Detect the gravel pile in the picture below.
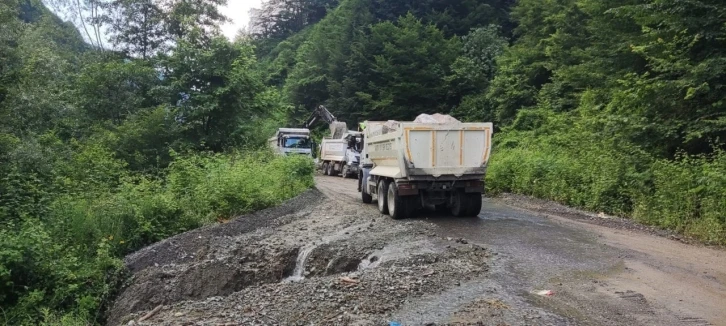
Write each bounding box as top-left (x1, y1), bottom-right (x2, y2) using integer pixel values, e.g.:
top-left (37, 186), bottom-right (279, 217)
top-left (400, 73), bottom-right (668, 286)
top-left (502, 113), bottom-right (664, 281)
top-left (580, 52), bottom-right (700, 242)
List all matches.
top-left (110, 187), bottom-right (492, 326)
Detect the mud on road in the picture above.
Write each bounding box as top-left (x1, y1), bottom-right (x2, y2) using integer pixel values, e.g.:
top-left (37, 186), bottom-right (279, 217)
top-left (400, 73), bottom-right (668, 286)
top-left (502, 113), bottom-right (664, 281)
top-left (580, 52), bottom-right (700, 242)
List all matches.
top-left (110, 176), bottom-right (726, 326)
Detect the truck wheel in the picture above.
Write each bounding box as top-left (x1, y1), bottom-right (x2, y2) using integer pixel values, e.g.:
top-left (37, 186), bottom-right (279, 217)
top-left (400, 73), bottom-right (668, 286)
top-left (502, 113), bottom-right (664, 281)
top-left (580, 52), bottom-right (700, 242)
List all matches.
top-left (387, 183), bottom-right (410, 220)
top-left (361, 173), bottom-right (373, 204)
top-left (330, 163), bottom-right (338, 176)
top-left (450, 191), bottom-right (469, 217)
top-left (377, 180), bottom-right (389, 214)
top-left (341, 165), bottom-right (348, 178)
top-left (322, 163), bottom-right (329, 176)
top-left (464, 193), bottom-right (482, 217)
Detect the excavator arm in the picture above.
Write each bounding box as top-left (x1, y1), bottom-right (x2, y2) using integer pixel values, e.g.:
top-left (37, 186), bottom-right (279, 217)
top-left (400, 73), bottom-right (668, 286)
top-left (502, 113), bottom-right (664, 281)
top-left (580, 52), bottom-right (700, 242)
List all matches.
top-left (304, 105), bottom-right (348, 139)
top-left (304, 105), bottom-right (337, 128)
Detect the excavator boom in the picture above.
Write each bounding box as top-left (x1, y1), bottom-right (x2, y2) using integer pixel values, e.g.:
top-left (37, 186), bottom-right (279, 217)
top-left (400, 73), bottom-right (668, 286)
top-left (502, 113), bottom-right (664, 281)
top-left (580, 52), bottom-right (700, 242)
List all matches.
top-left (304, 105), bottom-right (348, 139)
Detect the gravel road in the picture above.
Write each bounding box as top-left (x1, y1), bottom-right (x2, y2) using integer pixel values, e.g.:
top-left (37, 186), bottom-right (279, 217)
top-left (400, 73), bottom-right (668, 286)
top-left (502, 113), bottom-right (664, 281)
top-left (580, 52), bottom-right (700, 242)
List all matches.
top-left (110, 175), bottom-right (726, 326)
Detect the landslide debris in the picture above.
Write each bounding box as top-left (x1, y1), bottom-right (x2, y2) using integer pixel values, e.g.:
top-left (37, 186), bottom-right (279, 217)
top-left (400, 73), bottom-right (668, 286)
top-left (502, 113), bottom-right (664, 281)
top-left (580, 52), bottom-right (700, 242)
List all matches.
top-left (108, 185), bottom-right (493, 326)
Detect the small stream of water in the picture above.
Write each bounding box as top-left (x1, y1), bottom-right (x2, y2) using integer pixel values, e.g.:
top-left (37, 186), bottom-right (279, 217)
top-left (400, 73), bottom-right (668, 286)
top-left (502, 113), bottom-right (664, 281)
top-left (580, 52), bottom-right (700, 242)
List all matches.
top-left (283, 223), bottom-right (368, 282)
top-left (284, 245), bottom-right (316, 282)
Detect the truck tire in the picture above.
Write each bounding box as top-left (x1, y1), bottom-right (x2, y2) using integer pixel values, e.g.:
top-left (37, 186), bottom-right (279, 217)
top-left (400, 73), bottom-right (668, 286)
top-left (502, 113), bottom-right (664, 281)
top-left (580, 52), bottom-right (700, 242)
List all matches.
top-left (464, 193), bottom-right (482, 217)
top-left (330, 163), bottom-right (338, 176)
top-left (387, 183), bottom-right (411, 220)
top-left (377, 180), bottom-right (389, 214)
top-left (341, 165), bottom-right (348, 178)
top-left (360, 176), bottom-right (373, 204)
top-left (450, 191), bottom-right (469, 217)
top-left (322, 162), bottom-right (329, 175)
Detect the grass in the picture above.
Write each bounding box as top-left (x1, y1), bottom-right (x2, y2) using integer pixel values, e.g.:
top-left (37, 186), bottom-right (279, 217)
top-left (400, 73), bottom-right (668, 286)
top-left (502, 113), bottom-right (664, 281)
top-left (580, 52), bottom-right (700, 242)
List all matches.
top-left (0, 150), bottom-right (315, 325)
top-left (486, 136), bottom-right (726, 245)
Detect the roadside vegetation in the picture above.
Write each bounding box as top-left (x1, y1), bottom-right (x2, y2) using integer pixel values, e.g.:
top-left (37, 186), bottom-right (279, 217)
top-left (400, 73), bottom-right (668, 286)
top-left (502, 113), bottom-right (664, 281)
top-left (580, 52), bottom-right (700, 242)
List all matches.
top-left (249, 0), bottom-right (725, 245)
top-left (0, 0), bottom-right (313, 324)
top-left (1, 0), bottom-right (724, 324)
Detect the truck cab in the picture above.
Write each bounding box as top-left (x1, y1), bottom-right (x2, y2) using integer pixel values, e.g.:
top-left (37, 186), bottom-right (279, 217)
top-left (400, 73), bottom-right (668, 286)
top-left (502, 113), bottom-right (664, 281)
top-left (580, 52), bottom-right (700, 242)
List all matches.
top-left (268, 128), bottom-right (314, 157)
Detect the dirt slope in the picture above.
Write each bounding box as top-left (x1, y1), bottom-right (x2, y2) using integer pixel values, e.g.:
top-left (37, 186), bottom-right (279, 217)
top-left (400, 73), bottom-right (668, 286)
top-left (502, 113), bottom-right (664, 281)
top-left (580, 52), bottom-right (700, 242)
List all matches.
top-left (109, 176), bottom-right (726, 326)
top-left (109, 177), bottom-right (495, 325)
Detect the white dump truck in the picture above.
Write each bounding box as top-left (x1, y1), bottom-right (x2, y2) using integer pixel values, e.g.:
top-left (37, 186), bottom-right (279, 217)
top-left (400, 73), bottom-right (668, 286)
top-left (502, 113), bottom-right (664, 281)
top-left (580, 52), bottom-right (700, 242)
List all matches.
top-left (268, 128), bottom-right (314, 157)
top-left (319, 132), bottom-right (362, 177)
top-left (358, 117), bottom-right (493, 219)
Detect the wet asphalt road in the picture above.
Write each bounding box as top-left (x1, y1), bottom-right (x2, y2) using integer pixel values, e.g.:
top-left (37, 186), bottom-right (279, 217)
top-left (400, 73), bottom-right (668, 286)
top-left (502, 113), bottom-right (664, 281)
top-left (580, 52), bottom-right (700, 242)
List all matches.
top-left (318, 176), bottom-right (726, 326)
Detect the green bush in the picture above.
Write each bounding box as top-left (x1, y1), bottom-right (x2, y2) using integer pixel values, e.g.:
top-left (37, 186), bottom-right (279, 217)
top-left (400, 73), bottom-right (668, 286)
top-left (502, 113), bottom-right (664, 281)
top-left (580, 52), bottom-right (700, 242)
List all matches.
top-left (0, 149), bottom-right (315, 324)
top-left (633, 151), bottom-right (726, 243)
top-left (167, 151), bottom-right (315, 222)
top-left (0, 220), bottom-right (122, 325)
top-left (487, 130), bottom-right (726, 245)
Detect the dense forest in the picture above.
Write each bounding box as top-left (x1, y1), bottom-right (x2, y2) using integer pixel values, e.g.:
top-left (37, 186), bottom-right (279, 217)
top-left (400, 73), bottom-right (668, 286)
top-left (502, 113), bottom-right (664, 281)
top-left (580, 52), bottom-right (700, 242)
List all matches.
top-left (0, 0), bottom-right (314, 324)
top-left (0, 0), bottom-right (724, 324)
top-left (252, 0), bottom-right (724, 244)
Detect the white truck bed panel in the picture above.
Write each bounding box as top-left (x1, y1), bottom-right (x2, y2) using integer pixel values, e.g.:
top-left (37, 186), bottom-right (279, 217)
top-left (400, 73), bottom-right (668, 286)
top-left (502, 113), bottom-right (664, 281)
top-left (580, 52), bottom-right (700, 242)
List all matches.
top-left (365, 122), bottom-right (492, 179)
top-left (320, 139), bottom-right (346, 162)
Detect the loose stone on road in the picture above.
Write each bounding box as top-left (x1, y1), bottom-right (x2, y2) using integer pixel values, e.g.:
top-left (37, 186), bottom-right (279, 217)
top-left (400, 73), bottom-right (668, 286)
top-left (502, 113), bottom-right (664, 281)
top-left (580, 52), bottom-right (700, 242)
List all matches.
top-left (110, 175), bottom-right (726, 326)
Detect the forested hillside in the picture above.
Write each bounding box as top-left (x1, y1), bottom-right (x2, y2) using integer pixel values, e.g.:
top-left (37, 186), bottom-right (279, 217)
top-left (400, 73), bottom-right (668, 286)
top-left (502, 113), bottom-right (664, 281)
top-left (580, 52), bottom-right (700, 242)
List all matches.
top-left (1, 0), bottom-right (724, 324)
top-left (251, 0), bottom-right (725, 244)
top-left (0, 0), bottom-right (313, 324)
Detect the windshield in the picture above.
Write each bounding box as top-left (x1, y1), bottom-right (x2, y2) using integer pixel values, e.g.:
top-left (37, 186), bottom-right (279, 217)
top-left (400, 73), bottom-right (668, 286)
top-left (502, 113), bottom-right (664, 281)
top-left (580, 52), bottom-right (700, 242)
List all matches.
top-left (284, 137), bottom-right (311, 149)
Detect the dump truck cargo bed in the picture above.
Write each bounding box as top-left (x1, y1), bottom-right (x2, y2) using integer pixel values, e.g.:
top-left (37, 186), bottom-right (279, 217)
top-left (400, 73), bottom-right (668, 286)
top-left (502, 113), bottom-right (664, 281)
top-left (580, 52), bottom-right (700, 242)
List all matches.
top-left (359, 119), bottom-right (494, 219)
top-left (364, 122), bottom-right (493, 179)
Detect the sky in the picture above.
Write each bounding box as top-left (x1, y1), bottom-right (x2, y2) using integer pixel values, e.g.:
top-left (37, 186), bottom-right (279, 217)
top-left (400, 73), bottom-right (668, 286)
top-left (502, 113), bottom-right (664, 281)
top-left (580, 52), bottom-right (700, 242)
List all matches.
top-left (220, 0), bottom-right (263, 39)
top-left (46, 0), bottom-right (262, 43)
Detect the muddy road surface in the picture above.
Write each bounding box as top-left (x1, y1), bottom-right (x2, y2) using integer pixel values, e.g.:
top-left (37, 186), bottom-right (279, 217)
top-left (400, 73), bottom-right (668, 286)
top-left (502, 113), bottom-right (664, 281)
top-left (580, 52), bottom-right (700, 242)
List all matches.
top-left (111, 176), bottom-right (726, 326)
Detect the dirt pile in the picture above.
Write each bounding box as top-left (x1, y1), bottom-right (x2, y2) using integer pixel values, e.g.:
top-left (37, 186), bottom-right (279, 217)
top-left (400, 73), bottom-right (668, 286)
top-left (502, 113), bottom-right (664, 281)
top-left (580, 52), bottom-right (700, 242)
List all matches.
top-left (107, 190), bottom-right (324, 325)
top-left (120, 241), bottom-right (489, 326)
top-left (109, 182), bottom-right (492, 326)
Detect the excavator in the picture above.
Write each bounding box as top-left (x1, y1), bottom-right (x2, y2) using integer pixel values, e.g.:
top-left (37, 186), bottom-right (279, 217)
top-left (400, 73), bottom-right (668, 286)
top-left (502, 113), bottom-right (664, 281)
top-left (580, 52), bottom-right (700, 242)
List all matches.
top-left (268, 105), bottom-right (350, 158)
top-left (303, 105), bottom-right (362, 177)
top-left (303, 105), bottom-right (349, 139)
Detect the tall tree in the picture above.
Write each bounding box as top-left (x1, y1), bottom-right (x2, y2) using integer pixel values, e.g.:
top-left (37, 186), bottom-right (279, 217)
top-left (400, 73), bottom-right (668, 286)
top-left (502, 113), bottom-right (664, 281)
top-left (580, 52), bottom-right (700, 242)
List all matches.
top-left (448, 25), bottom-right (508, 121)
top-left (164, 0), bottom-right (228, 45)
top-left (0, 0), bottom-right (23, 110)
top-left (249, 0), bottom-right (339, 40)
top-left (105, 0), bottom-right (167, 58)
top-left (356, 13), bottom-right (460, 120)
top-left (75, 59), bottom-right (160, 124)
top-left (166, 37), bottom-right (269, 150)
